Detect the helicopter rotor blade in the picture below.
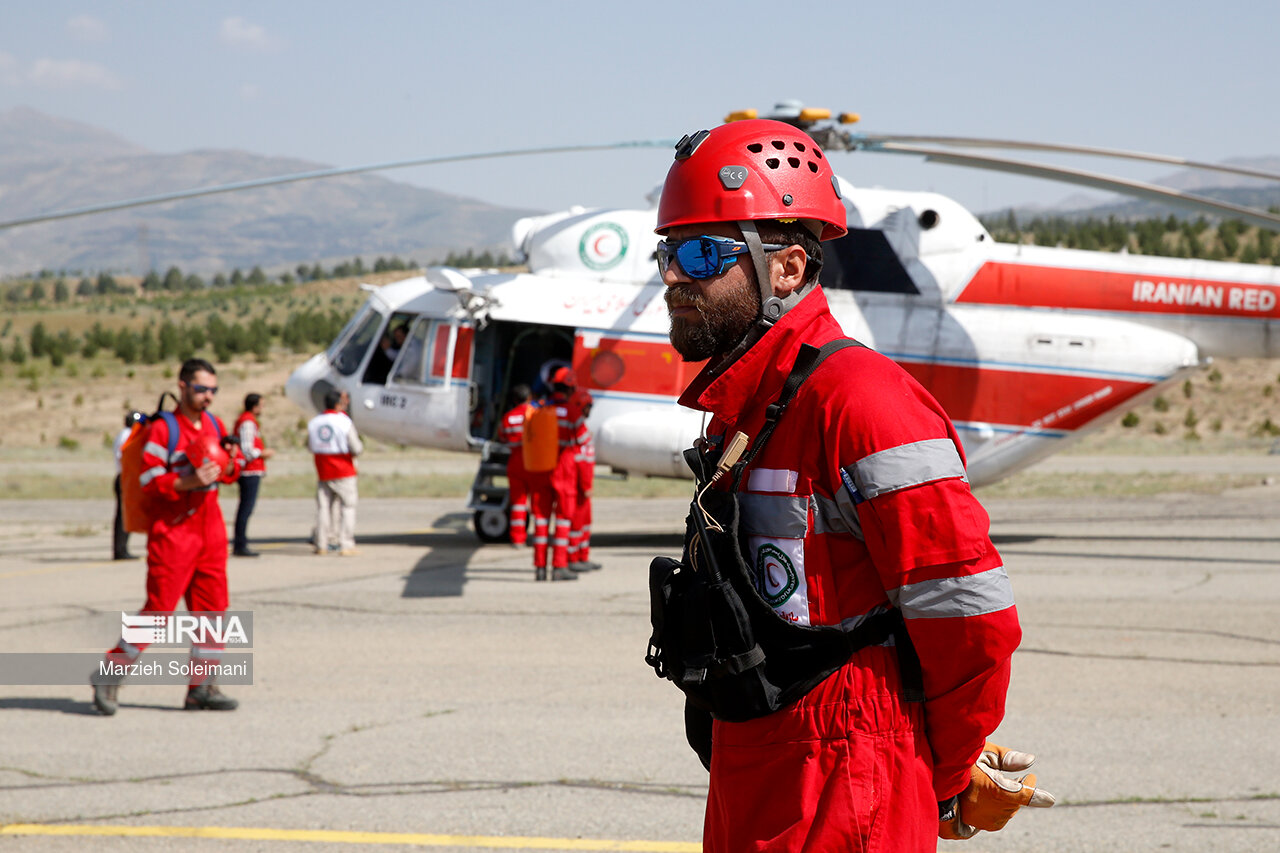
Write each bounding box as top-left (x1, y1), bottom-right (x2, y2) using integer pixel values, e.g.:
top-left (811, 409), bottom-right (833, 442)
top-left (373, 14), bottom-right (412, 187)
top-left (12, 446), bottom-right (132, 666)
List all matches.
top-left (866, 142), bottom-right (1280, 231)
top-left (0, 139), bottom-right (678, 231)
top-left (856, 134), bottom-right (1280, 185)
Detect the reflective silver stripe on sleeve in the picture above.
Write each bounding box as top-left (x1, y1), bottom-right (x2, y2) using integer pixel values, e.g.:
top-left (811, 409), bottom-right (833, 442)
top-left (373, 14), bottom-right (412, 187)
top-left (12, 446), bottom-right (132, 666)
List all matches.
top-left (890, 566), bottom-right (1014, 619)
top-left (738, 493), bottom-right (808, 539)
top-left (851, 438), bottom-right (967, 500)
top-left (138, 465), bottom-right (167, 486)
top-left (143, 441), bottom-right (170, 462)
top-left (811, 493), bottom-right (863, 541)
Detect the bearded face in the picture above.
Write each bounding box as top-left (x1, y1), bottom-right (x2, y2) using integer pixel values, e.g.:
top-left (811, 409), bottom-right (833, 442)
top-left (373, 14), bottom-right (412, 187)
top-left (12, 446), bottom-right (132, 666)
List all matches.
top-left (664, 280), bottom-right (760, 362)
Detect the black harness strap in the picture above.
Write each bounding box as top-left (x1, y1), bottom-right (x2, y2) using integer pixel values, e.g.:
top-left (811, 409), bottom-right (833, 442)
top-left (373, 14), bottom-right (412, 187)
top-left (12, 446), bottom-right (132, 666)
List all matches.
top-left (729, 338), bottom-right (862, 491)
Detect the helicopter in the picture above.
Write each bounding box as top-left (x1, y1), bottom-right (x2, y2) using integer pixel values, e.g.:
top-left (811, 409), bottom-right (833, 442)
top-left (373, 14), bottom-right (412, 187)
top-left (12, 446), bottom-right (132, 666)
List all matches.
top-left (6, 103), bottom-right (1279, 542)
top-left (274, 104), bottom-right (1280, 542)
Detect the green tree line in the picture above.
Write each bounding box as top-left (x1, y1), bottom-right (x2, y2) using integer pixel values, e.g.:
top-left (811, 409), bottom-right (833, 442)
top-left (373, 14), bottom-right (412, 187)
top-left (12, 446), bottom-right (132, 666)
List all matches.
top-left (6, 308), bottom-right (348, 368)
top-left (981, 212), bottom-right (1280, 264)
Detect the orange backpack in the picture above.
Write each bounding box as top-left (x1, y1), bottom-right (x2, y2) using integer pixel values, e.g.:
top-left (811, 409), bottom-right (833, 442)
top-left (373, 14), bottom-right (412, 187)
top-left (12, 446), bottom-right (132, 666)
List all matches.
top-left (120, 393), bottom-right (223, 533)
top-left (521, 401), bottom-right (560, 473)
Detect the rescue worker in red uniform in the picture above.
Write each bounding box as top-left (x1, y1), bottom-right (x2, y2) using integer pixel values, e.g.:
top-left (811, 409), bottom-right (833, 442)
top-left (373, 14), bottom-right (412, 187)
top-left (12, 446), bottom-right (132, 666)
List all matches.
top-left (654, 120), bottom-right (1054, 849)
top-left (498, 384), bottom-right (533, 546)
top-left (93, 358), bottom-right (241, 715)
top-left (525, 364), bottom-right (589, 581)
top-left (566, 388), bottom-right (600, 572)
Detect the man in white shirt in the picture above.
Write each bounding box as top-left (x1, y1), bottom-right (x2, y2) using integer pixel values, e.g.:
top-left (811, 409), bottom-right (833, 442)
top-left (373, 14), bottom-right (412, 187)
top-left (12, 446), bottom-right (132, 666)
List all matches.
top-left (307, 389), bottom-right (363, 555)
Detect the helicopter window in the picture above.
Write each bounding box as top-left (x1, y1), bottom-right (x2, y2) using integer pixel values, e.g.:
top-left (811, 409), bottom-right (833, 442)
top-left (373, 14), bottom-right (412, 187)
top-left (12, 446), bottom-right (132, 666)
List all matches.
top-left (428, 322), bottom-right (473, 382)
top-left (363, 312), bottom-right (416, 385)
top-left (820, 228), bottom-right (920, 294)
top-left (332, 308), bottom-right (383, 376)
top-left (390, 317), bottom-right (431, 384)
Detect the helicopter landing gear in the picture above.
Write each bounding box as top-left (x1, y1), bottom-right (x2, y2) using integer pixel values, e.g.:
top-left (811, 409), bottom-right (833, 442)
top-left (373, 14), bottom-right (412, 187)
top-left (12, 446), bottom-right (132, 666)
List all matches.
top-left (473, 507), bottom-right (510, 543)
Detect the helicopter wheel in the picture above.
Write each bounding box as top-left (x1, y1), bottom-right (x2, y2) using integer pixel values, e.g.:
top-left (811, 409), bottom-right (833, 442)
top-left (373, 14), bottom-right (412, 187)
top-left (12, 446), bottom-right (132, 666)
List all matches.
top-left (473, 508), bottom-right (511, 544)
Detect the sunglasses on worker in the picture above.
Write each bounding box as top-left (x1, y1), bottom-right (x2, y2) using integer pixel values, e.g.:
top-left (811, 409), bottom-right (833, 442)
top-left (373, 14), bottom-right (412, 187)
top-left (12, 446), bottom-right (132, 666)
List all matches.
top-left (189, 383), bottom-right (219, 395)
top-left (656, 235), bottom-right (788, 280)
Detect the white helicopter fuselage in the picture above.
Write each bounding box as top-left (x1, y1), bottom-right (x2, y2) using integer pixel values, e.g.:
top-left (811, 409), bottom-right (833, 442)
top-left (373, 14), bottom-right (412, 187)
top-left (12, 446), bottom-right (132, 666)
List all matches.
top-left (285, 182), bottom-right (1280, 489)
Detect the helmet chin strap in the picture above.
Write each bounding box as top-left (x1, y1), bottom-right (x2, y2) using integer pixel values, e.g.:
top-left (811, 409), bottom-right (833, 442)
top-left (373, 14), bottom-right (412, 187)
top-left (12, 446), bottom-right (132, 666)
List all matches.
top-left (739, 220), bottom-right (816, 324)
top-left (704, 221), bottom-right (816, 377)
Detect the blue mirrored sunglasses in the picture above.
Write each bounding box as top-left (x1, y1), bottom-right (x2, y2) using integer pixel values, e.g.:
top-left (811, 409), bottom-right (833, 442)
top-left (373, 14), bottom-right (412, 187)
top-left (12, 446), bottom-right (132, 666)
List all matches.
top-left (656, 235), bottom-right (788, 280)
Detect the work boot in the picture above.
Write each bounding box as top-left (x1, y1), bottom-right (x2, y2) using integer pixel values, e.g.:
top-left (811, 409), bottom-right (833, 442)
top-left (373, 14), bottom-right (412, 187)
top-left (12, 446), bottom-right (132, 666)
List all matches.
top-left (233, 548), bottom-right (260, 558)
top-left (550, 567), bottom-right (579, 581)
top-left (113, 552), bottom-right (134, 561)
top-left (184, 683), bottom-right (239, 711)
top-left (92, 683), bottom-right (119, 716)
top-left (569, 560), bottom-right (601, 572)
top-left (535, 566), bottom-right (547, 582)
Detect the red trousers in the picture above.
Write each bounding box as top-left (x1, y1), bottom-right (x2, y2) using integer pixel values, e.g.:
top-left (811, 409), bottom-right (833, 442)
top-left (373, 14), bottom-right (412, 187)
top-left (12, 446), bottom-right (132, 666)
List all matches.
top-left (526, 459), bottom-right (576, 570)
top-left (704, 646), bottom-right (936, 852)
top-left (105, 497), bottom-right (230, 685)
top-left (507, 454), bottom-right (528, 546)
top-left (567, 457), bottom-right (593, 562)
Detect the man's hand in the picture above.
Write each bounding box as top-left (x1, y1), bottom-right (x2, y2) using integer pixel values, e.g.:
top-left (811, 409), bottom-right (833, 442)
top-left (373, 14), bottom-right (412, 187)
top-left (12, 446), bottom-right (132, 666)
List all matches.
top-left (939, 742), bottom-right (1055, 840)
top-left (176, 460), bottom-right (221, 491)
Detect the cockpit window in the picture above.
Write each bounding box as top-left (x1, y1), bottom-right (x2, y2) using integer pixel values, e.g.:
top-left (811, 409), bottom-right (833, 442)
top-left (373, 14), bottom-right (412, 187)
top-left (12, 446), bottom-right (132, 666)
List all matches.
top-left (390, 317), bottom-right (431, 385)
top-left (331, 308), bottom-right (383, 376)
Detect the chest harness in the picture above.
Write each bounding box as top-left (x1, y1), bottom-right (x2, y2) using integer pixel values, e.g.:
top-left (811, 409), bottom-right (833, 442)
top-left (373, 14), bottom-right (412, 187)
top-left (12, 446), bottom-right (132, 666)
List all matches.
top-left (645, 339), bottom-right (924, 724)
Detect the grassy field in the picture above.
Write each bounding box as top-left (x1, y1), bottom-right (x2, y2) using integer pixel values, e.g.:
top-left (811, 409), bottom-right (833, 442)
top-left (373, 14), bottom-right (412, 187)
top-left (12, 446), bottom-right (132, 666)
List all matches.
top-left (1, 274), bottom-right (1278, 503)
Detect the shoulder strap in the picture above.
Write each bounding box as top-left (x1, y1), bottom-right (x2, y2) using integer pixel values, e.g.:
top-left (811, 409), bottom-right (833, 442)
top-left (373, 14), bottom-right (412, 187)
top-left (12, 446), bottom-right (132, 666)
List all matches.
top-left (730, 338), bottom-right (863, 491)
top-left (159, 411), bottom-right (180, 462)
top-left (204, 410), bottom-right (224, 440)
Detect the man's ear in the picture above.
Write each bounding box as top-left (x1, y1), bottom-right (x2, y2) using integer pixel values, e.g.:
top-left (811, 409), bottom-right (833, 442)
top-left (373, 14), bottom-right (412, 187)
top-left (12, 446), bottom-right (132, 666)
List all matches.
top-left (769, 245), bottom-right (810, 298)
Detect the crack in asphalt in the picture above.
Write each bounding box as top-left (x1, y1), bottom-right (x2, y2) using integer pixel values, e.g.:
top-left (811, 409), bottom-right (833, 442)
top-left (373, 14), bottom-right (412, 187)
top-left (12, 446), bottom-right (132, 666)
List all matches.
top-left (1017, 647), bottom-right (1280, 666)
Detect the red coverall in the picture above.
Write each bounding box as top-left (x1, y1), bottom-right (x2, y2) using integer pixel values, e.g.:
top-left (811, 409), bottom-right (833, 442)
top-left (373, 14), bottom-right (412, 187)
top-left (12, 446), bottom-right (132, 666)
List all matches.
top-left (105, 411), bottom-right (240, 684)
top-left (526, 393), bottom-right (588, 570)
top-left (679, 288), bottom-right (1020, 852)
top-left (499, 402), bottom-right (530, 546)
top-left (567, 432), bottom-right (594, 563)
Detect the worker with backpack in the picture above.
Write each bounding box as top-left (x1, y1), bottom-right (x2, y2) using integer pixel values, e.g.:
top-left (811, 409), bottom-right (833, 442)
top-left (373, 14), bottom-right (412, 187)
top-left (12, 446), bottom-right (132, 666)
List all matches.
top-left (96, 358), bottom-right (242, 716)
top-left (522, 363), bottom-right (588, 581)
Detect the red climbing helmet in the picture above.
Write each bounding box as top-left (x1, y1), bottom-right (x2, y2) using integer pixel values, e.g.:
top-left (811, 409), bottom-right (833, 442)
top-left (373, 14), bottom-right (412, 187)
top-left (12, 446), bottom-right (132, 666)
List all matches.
top-left (656, 119), bottom-right (847, 241)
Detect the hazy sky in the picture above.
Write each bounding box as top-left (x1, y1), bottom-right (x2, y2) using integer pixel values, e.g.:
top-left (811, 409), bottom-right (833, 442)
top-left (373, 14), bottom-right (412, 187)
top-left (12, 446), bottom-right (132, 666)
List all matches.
top-left (3, 1), bottom-right (1278, 218)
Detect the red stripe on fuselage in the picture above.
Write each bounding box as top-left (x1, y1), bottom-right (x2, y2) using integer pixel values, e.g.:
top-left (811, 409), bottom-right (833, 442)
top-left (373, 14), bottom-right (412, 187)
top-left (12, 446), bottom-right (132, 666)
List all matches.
top-left (572, 334), bottom-right (706, 399)
top-left (899, 361), bottom-right (1152, 432)
top-left (957, 261), bottom-right (1280, 319)
top-left (570, 331), bottom-right (1150, 432)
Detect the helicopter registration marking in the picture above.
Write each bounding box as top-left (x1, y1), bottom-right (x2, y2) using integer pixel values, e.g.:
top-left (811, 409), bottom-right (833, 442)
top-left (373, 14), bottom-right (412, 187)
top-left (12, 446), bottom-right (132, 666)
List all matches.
top-left (379, 393), bottom-right (408, 410)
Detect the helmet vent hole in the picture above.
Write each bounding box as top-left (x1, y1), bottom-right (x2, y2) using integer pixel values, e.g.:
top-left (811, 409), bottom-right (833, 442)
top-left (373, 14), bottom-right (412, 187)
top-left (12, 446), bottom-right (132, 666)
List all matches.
top-left (787, 157), bottom-right (800, 168)
top-left (771, 140), bottom-right (785, 150)
top-left (814, 149), bottom-right (823, 160)
top-left (765, 158), bottom-right (780, 169)
top-left (747, 143), bottom-right (763, 153)
top-left (794, 142), bottom-right (806, 152)
top-left (807, 161), bottom-right (818, 173)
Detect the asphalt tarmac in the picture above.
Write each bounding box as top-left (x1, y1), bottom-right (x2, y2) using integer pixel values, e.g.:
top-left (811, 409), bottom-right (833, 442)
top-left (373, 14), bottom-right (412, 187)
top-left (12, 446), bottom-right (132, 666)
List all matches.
top-left (1, 479), bottom-right (1278, 852)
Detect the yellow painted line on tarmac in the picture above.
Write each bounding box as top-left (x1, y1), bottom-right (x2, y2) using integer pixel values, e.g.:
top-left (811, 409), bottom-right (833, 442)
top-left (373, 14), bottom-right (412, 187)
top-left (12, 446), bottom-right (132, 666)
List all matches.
top-left (0, 824), bottom-right (702, 851)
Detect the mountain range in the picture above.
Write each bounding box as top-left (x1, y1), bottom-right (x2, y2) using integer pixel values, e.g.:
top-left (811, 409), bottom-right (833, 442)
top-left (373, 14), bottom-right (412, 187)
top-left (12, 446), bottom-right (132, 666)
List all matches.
top-left (4, 106), bottom-right (1280, 277)
top-left (0, 107), bottom-right (536, 277)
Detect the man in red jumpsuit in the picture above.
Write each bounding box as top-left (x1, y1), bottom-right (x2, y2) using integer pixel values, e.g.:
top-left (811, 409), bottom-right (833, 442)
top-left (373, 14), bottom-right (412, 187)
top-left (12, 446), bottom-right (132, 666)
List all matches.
top-left (498, 384), bottom-right (533, 546)
top-left (566, 388), bottom-right (599, 572)
top-left (654, 120), bottom-right (1052, 849)
top-left (525, 364), bottom-right (588, 581)
top-left (93, 358), bottom-right (241, 715)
